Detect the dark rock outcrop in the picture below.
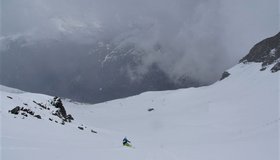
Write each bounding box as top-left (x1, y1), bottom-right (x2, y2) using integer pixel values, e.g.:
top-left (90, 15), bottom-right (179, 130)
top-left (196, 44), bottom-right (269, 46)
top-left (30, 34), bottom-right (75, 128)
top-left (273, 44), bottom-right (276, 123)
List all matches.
top-left (78, 126), bottom-right (84, 130)
top-left (66, 114), bottom-right (74, 121)
top-left (239, 32), bottom-right (280, 72)
top-left (271, 62), bottom-right (280, 73)
top-left (9, 106), bottom-right (40, 119)
top-left (34, 115), bottom-right (42, 119)
top-left (7, 96), bottom-right (13, 99)
top-left (9, 106), bottom-right (20, 115)
top-left (220, 71), bottom-right (230, 80)
top-left (51, 97), bottom-right (74, 122)
top-left (33, 100), bottom-right (49, 110)
top-left (91, 129), bottom-right (97, 134)
top-left (21, 112), bottom-right (28, 117)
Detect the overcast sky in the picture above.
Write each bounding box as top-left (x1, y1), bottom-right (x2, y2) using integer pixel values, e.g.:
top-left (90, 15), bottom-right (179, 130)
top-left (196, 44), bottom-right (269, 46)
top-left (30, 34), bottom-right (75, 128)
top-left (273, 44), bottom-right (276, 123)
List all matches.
top-left (1, 0), bottom-right (279, 83)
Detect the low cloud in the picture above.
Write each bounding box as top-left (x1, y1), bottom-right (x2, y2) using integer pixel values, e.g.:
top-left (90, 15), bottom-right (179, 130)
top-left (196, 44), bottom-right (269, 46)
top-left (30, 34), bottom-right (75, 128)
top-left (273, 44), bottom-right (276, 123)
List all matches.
top-left (1, 0), bottom-right (278, 84)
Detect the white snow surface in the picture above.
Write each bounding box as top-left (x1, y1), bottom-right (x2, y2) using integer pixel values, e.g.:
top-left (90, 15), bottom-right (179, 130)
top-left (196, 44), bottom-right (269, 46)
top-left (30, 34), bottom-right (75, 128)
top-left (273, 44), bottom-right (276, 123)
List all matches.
top-left (1, 62), bottom-right (279, 160)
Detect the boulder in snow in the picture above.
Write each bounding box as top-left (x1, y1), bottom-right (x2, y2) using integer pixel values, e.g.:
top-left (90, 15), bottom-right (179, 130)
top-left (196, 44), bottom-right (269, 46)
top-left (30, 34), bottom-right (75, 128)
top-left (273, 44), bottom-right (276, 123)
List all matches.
top-left (9, 106), bottom-right (20, 115)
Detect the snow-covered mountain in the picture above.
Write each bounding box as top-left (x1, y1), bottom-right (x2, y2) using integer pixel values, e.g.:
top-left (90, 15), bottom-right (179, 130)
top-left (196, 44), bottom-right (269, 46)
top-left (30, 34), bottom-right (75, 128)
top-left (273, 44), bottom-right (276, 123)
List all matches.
top-left (1, 33), bottom-right (279, 160)
top-left (0, 35), bottom-right (199, 104)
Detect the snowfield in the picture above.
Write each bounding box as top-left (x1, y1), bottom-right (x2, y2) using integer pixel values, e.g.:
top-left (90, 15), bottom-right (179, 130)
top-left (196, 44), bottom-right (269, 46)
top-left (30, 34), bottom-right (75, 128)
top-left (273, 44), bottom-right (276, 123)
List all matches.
top-left (1, 62), bottom-right (279, 160)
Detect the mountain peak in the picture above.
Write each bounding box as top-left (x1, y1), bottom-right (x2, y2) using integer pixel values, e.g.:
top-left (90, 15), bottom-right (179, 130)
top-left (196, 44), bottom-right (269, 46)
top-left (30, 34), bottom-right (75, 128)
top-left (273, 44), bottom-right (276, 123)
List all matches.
top-left (239, 32), bottom-right (280, 72)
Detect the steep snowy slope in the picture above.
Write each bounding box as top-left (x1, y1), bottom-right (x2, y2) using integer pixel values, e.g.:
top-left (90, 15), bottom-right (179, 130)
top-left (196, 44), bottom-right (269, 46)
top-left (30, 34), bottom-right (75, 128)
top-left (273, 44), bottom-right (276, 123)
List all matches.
top-left (1, 34), bottom-right (280, 160)
top-left (1, 62), bottom-right (279, 160)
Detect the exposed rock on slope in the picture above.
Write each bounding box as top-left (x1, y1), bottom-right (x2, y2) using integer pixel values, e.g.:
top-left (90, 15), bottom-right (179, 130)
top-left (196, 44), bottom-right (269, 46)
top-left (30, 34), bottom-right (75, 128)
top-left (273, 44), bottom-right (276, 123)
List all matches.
top-left (220, 71), bottom-right (231, 80)
top-left (239, 32), bottom-right (280, 72)
top-left (6, 94), bottom-right (96, 133)
top-left (220, 32), bottom-right (280, 80)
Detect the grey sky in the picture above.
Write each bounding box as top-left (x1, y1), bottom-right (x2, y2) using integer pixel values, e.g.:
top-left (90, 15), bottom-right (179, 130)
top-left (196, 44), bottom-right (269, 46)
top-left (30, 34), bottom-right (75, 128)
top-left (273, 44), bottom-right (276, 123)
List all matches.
top-left (1, 0), bottom-right (279, 83)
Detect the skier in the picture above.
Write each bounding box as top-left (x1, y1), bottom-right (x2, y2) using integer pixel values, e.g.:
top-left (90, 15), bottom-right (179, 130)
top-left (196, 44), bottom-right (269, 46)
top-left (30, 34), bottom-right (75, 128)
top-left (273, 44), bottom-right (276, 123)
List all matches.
top-left (123, 137), bottom-right (132, 147)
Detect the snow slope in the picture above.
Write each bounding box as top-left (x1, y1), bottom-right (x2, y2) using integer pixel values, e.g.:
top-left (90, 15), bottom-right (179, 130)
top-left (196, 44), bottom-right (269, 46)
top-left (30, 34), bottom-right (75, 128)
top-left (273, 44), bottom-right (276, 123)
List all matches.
top-left (1, 62), bottom-right (279, 160)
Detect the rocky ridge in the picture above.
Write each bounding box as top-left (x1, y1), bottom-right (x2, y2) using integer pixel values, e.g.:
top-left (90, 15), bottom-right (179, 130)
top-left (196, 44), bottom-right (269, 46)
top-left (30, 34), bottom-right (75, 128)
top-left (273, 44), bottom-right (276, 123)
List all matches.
top-left (239, 32), bottom-right (280, 72)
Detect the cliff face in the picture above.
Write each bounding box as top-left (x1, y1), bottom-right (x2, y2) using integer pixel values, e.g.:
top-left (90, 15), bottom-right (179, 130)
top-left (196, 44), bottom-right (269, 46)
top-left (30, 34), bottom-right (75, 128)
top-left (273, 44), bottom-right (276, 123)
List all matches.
top-left (239, 32), bottom-right (280, 72)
